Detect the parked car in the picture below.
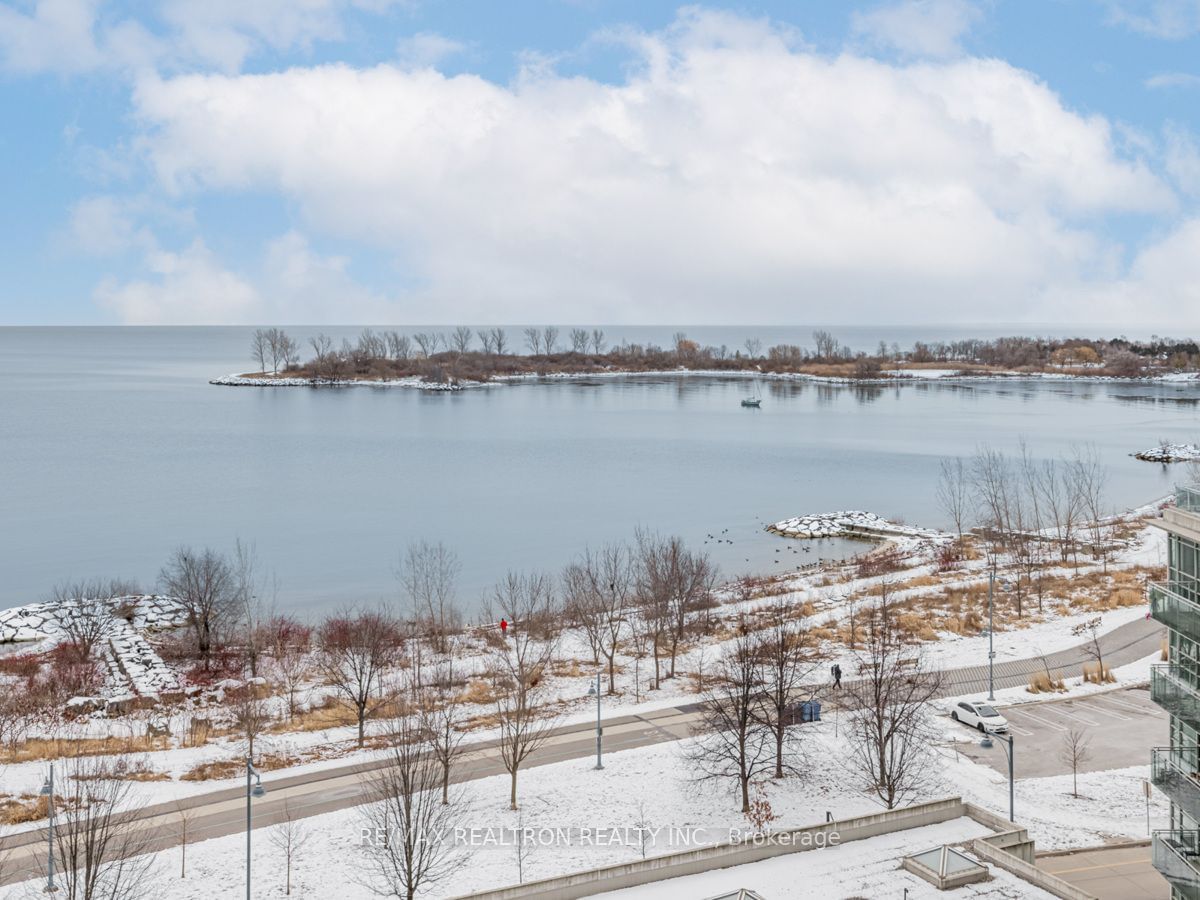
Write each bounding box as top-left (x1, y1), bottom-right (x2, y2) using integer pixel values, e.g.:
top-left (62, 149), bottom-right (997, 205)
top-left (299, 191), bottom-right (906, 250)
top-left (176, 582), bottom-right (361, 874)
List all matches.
top-left (950, 700), bottom-right (1009, 733)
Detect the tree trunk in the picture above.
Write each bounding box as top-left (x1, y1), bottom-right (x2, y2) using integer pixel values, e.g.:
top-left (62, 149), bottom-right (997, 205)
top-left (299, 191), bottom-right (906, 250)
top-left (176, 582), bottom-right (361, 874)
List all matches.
top-left (607, 656), bottom-right (616, 694)
top-left (357, 706), bottom-right (366, 748)
top-left (442, 764), bottom-right (450, 805)
top-left (740, 774), bottom-right (750, 813)
top-left (775, 722), bottom-right (785, 779)
top-left (510, 769), bottom-right (519, 810)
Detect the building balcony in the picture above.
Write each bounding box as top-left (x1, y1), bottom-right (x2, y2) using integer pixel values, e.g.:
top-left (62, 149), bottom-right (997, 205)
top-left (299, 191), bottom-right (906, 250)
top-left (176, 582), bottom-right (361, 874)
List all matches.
top-left (1152, 665), bottom-right (1200, 731)
top-left (1152, 748), bottom-right (1200, 824)
top-left (1153, 830), bottom-right (1200, 898)
top-left (1179, 485), bottom-right (1200, 515)
top-left (1151, 582), bottom-right (1200, 646)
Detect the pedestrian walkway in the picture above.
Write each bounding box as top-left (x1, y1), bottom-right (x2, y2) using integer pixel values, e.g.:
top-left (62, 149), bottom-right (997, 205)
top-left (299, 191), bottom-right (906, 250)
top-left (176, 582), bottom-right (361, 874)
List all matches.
top-left (935, 615), bottom-right (1163, 697)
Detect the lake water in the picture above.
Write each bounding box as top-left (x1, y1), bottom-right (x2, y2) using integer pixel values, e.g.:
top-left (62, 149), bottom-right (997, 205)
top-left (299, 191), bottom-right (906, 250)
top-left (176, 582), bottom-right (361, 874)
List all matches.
top-left (1, 326), bottom-right (1197, 616)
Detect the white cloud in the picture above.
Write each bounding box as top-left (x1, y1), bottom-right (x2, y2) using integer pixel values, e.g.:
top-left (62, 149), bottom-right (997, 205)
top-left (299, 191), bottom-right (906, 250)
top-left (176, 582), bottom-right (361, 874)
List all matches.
top-left (395, 31), bottom-right (466, 69)
top-left (1104, 0), bottom-right (1200, 38)
top-left (96, 239), bottom-right (260, 323)
top-left (0, 0), bottom-right (407, 74)
top-left (0, 0), bottom-right (104, 74)
top-left (116, 10), bottom-right (1178, 325)
top-left (851, 0), bottom-right (983, 59)
top-left (1164, 123), bottom-right (1200, 195)
top-left (1145, 71), bottom-right (1200, 88)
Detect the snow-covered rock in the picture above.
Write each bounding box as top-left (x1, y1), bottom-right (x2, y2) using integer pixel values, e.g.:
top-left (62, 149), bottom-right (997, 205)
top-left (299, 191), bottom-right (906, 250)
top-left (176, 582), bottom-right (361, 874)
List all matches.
top-left (767, 510), bottom-right (944, 541)
top-left (1133, 442), bottom-right (1200, 463)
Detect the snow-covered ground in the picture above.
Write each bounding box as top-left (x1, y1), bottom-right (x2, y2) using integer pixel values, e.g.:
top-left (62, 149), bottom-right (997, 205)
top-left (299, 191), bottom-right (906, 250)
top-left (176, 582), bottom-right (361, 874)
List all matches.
top-left (767, 509), bottom-right (945, 540)
top-left (1, 701), bottom-right (1163, 899)
top-left (597, 819), bottom-right (1054, 899)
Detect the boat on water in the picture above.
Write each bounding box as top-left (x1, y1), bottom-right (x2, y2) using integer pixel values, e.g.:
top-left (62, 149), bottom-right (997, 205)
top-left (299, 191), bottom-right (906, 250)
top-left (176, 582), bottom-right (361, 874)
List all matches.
top-left (741, 398), bottom-right (761, 408)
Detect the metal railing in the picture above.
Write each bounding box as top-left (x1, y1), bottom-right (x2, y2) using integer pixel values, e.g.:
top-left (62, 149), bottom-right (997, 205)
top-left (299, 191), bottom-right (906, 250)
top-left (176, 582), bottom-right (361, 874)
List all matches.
top-left (1153, 830), bottom-right (1200, 896)
top-left (1151, 582), bottom-right (1200, 646)
top-left (1178, 485), bottom-right (1200, 514)
top-left (1152, 748), bottom-right (1200, 825)
top-left (1152, 665), bottom-right (1200, 730)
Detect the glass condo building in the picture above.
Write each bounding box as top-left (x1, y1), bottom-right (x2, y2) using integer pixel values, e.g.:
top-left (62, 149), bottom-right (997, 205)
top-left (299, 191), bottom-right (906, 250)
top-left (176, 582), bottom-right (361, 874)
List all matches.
top-left (1151, 485), bottom-right (1200, 898)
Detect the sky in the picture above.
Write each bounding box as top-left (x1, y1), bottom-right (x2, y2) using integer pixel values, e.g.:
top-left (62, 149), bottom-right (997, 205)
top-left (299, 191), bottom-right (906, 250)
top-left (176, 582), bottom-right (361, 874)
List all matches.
top-left (1, 0), bottom-right (1200, 327)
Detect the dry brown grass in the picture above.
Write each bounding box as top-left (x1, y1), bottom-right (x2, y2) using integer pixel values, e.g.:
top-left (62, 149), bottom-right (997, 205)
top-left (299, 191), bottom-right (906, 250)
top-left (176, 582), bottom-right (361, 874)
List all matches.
top-left (458, 678), bottom-right (497, 706)
top-left (0, 734), bottom-right (170, 765)
top-left (0, 795), bottom-right (48, 825)
top-left (1082, 662), bottom-right (1116, 684)
top-left (1163, 638), bottom-right (1170, 662)
top-left (1028, 671), bottom-right (1067, 693)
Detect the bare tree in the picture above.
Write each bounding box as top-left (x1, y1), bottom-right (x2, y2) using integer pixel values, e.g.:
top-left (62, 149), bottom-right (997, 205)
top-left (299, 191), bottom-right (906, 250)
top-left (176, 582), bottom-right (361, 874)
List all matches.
top-left (636, 532), bottom-right (716, 682)
top-left (50, 578), bottom-right (136, 663)
top-left (744, 338), bottom-right (762, 359)
top-left (845, 588), bottom-right (942, 809)
top-left (1072, 615), bottom-right (1108, 678)
top-left (523, 327), bottom-right (542, 355)
top-left (173, 800), bottom-right (195, 879)
top-left (935, 457), bottom-right (970, 542)
top-left (267, 616), bottom-right (313, 720)
top-left (412, 332), bottom-right (441, 358)
top-left (317, 609), bottom-right (401, 747)
top-left (397, 540), bottom-right (462, 655)
top-left (476, 329), bottom-right (496, 354)
top-left (233, 682), bottom-right (272, 761)
top-left (590, 329), bottom-right (606, 355)
top-left (159, 547), bottom-right (239, 665)
top-left (251, 329), bottom-right (270, 373)
top-left (490, 572), bottom-right (560, 809)
top-left (569, 328), bottom-right (589, 353)
top-left (812, 329), bottom-right (839, 359)
top-left (50, 754), bottom-right (156, 900)
top-left (490, 327), bottom-right (508, 355)
top-left (564, 544), bottom-right (630, 692)
top-left (270, 798), bottom-right (312, 895)
top-left (1072, 446), bottom-right (1110, 571)
top-left (450, 326), bottom-right (473, 354)
top-left (359, 716), bottom-right (467, 900)
top-left (755, 598), bottom-right (821, 779)
top-left (385, 331), bottom-right (412, 361)
top-left (270, 328), bottom-right (299, 372)
top-left (684, 629), bottom-right (774, 813)
top-left (542, 326), bottom-right (559, 354)
top-left (1059, 727), bottom-right (1092, 799)
top-left (358, 328), bottom-right (387, 360)
top-left (419, 658), bottom-right (467, 804)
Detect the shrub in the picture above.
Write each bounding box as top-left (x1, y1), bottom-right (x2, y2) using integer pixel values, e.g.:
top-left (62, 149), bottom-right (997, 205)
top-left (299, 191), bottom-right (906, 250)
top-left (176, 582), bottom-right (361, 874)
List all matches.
top-left (1082, 662), bottom-right (1115, 684)
top-left (1028, 671), bottom-right (1066, 693)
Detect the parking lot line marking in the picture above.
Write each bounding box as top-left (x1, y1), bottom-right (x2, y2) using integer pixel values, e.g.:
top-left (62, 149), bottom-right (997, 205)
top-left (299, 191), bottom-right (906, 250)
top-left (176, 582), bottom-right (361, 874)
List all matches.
top-left (1045, 706), bottom-right (1103, 726)
top-left (1017, 709), bottom-right (1070, 732)
top-left (1008, 723), bottom-right (1034, 736)
top-left (1086, 698), bottom-right (1134, 721)
top-left (1095, 693), bottom-right (1153, 714)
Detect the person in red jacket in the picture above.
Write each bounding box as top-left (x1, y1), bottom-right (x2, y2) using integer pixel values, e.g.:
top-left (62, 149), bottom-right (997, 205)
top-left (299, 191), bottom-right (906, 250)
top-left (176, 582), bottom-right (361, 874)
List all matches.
top-left (500, 618), bottom-right (508, 636)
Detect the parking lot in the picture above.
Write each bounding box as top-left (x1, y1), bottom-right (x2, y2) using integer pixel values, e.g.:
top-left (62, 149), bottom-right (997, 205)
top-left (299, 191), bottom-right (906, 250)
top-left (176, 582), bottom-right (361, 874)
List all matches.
top-left (950, 687), bottom-right (1166, 777)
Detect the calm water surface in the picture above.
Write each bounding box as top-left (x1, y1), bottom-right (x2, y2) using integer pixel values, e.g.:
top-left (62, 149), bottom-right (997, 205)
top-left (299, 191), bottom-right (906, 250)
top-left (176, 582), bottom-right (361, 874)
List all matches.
top-left (1, 327), bottom-right (1197, 615)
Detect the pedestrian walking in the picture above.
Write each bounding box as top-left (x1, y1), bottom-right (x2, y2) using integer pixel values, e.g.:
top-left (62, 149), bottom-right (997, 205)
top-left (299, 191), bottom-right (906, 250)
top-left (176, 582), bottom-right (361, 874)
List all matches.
top-left (833, 663), bottom-right (842, 689)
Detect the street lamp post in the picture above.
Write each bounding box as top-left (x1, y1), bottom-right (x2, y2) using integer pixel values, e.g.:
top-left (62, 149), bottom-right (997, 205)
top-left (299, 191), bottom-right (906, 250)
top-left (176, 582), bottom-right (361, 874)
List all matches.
top-left (987, 568), bottom-right (996, 701)
top-left (980, 732), bottom-right (1015, 823)
top-left (587, 672), bottom-right (603, 769)
top-left (39, 762), bottom-right (57, 893)
top-left (246, 756), bottom-right (265, 900)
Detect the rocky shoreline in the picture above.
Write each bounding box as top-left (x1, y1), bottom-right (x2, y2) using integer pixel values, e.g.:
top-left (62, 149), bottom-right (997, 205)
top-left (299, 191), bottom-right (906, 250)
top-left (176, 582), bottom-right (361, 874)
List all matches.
top-left (1133, 442), bottom-right (1200, 463)
top-left (766, 510), bottom-right (946, 541)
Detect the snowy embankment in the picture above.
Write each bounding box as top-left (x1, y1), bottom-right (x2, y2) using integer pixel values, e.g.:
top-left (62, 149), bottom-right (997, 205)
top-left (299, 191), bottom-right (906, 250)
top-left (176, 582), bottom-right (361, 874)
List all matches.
top-left (767, 510), bottom-right (945, 541)
top-left (1134, 442), bottom-right (1200, 463)
top-left (209, 374), bottom-right (462, 390)
top-left (0, 714), bottom-right (1153, 900)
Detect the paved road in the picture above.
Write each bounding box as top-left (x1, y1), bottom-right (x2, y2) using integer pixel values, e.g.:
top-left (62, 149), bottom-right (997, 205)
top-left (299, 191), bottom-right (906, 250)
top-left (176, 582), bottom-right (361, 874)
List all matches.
top-left (1040, 843), bottom-right (1167, 899)
top-left (0, 705), bottom-right (704, 885)
top-left (934, 615), bottom-right (1163, 697)
top-left (951, 687), bottom-right (1166, 777)
top-left (0, 614), bottom-right (1166, 887)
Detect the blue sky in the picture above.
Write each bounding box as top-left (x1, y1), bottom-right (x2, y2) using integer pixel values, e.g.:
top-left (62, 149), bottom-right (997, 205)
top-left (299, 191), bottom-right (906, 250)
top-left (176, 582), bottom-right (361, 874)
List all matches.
top-left (2, 0), bottom-right (1200, 326)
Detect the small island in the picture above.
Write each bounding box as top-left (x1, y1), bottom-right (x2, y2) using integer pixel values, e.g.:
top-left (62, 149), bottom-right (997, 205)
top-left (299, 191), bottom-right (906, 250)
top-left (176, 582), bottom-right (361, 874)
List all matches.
top-left (212, 327), bottom-right (1200, 389)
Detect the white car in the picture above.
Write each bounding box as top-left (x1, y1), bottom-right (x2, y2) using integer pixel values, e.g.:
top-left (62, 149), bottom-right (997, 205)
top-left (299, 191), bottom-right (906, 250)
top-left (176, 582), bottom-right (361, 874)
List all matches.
top-left (951, 700), bottom-right (1009, 734)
